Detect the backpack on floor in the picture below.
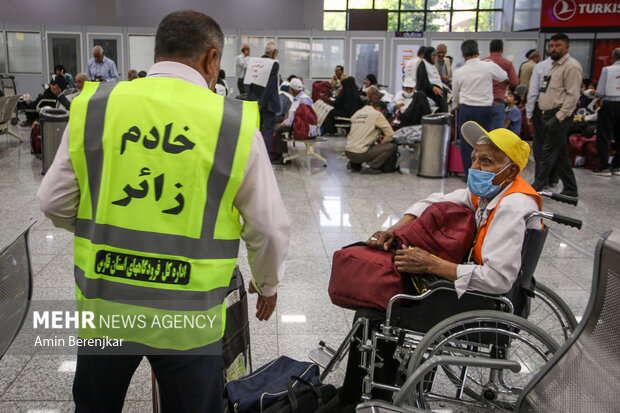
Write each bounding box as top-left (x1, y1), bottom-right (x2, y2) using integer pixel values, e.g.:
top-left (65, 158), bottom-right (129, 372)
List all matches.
top-left (381, 142), bottom-right (400, 173)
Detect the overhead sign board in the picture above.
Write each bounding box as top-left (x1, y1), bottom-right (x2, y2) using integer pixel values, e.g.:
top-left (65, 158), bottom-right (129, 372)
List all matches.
top-left (541, 0), bottom-right (620, 29)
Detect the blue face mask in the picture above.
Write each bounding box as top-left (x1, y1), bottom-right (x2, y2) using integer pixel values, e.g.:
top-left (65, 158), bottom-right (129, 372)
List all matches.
top-left (467, 164), bottom-right (510, 199)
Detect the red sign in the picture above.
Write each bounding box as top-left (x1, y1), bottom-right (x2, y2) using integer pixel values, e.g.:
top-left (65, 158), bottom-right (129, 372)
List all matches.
top-left (541, 0), bottom-right (620, 28)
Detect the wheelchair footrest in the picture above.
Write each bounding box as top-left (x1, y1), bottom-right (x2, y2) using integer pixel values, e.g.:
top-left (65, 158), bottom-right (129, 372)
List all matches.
top-left (309, 346), bottom-right (341, 370)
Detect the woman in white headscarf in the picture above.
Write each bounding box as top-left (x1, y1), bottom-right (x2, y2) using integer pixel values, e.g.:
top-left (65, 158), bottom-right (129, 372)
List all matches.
top-left (416, 46), bottom-right (448, 112)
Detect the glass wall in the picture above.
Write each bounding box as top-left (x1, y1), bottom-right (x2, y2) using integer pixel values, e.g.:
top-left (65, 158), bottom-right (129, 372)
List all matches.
top-left (0, 32), bottom-right (6, 72)
top-left (324, 0), bottom-right (503, 31)
top-left (503, 39), bottom-right (537, 75)
top-left (353, 41), bottom-right (380, 87)
top-left (544, 39), bottom-right (593, 77)
top-left (311, 38), bottom-right (345, 78)
top-left (277, 38), bottom-right (311, 79)
top-left (221, 35), bottom-right (237, 78)
top-left (240, 36), bottom-right (276, 58)
top-left (7, 31), bottom-right (42, 73)
top-left (513, 0), bottom-right (541, 31)
top-left (128, 35), bottom-right (155, 73)
top-left (47, 33), bottom-right (81, 78)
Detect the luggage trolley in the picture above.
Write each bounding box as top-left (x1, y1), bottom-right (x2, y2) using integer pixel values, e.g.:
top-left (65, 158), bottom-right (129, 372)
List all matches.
top-left (313, 192), bottom-right (582, 409)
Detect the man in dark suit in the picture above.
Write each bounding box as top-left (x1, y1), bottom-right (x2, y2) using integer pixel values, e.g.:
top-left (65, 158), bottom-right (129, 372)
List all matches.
top-left (246, 41), bottom-right (281, 153)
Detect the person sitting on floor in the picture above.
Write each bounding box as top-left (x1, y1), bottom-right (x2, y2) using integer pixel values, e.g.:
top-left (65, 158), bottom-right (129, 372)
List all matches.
top-left (340, 121), bottom-right (542, 405)
top-left (272, 78), bottom-right (314, 164)
top-left (344, 100), bottom-right (395, 174)
top-left (390, 78), bottom-right (432, 130)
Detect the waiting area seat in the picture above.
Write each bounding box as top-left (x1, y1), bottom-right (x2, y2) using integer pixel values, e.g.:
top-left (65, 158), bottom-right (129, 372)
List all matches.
top-left (0, 95), bottom-right (22, 142)
top-left (0, 219), bottom-right (36, 360)
top-left (282, 132), bottom-right (328, 167)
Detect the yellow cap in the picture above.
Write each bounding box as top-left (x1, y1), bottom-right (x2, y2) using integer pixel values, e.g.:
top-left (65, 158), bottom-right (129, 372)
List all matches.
top-left (460, 121), bottom-right (530, 171)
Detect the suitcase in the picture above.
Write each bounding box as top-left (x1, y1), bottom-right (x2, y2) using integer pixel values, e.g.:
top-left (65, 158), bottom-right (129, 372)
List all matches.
top-left (448, 141), bottom-right (465, 175)
top-left (39, 107), bottom-right (69, 174)
top-left (152, 266), bottom-right (252, 413)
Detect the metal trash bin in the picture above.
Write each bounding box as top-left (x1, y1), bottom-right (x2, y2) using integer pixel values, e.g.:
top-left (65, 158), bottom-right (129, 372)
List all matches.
top-left (418, 112), bottom-right (452, 178)
top-left (39, 107), bottom-right (69, 174)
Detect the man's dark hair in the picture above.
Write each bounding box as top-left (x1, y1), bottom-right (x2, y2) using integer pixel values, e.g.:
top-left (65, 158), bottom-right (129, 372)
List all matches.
top-left (155, 10), bottom-right (224, 64)
top-left (490, 39), bottom-right (503, 53)
top-left (336, 65), bottom-right (344, 71)
top-left (525, 48), bottom-right (536, 59)
top-left (461, 40), bottom-right (478, 58)
top-left (371, 99), bottom-right (386, 112)
top-left (550, 33), bottom-right (569, 44)
top-left (287, 74), bottom-right (299, 82)
top-left (138, 70), bottom-right (147, 78)
top-left (219, 69), bottom-right (226, 78)
top-left (54, 64), bottom-right (65, 73)
top-left (417, 46), bottom-right (426, 57)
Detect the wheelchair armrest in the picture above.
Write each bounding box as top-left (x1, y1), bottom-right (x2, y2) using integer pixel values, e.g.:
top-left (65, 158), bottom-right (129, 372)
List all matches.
top-left (385, 286), bottom-right (514, 328)
top-left (392, 356), bottom-right (520, 407)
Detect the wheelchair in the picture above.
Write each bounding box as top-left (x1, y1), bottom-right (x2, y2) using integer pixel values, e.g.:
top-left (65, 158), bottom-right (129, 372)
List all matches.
top-left (313, 192), bottom-right (582, 411)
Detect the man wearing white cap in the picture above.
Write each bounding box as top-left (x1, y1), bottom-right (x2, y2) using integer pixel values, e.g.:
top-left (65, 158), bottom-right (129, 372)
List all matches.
top-left (392, 77), bottom-right (432, 130)
top-left (391, 77), bottom-right (417, 115)
top-left (272, 78), bottom-right (313, 164)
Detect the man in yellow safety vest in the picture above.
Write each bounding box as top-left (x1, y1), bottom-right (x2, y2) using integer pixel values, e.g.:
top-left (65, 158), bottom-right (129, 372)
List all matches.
top-left (37, 10), bottom-right (290, 412)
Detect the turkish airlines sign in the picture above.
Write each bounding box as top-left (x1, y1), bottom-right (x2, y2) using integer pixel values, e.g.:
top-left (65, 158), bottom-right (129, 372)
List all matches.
top-left (541, 0), bottom-right (620, 28)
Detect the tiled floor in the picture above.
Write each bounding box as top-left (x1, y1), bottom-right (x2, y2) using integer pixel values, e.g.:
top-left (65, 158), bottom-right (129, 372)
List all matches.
top-left (0, 122), bottom-right (614, 412)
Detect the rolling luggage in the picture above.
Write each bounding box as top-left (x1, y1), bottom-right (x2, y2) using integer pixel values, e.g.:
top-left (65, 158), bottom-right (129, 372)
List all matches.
top-left (152, 266), bottom-right (252, 413)
top-left (39, 107), bottom-right (69, 174)
top-left (448, 141), bottom-right (465, 175)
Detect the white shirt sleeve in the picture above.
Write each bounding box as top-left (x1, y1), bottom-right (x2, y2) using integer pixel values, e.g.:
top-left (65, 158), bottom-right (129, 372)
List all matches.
top-left (490, 62), bottom-right (508, 82)
top-left (37, 126), bottom-right (79, 232)
top-left (526, 66), bottom-right (542, 119)
top-left (234, 129), bottom-right (290, 296)
top-left (454, 193), bottom-right (541, 297)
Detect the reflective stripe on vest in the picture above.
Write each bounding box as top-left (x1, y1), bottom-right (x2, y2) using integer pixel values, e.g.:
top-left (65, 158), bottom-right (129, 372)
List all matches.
top-left (68, 79), bottom-right (257, 351)
top-left (470, 175), bottom-right (542, 265)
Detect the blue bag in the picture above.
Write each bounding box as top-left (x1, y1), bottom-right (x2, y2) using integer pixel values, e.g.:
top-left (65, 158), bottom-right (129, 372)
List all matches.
top-left (225, 356), bottom-right (320, 413)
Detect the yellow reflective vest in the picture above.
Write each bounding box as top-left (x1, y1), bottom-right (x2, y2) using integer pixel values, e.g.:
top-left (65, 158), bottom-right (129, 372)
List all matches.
top-left (68, 78), bottom-right (258, 352)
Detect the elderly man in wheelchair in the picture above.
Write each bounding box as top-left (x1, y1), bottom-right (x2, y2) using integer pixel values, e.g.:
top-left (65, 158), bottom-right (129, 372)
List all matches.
top-left (328, 122), bottom-right (577, 411)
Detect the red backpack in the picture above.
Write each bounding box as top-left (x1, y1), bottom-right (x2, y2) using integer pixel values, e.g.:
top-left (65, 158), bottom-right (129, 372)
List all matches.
top-left (312, 81), bottom-right (331, 104)
top-left (328, 202), bottom-right (477, 310)
top-left (292, 104), bottom-right (319, 140)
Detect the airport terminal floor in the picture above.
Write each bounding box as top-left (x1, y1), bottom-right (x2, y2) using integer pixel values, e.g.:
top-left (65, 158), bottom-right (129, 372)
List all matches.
top-left (0, 120), bottom-right (614, 411)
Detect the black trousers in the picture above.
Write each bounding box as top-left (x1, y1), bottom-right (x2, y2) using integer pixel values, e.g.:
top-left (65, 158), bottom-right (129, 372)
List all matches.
top-left (237, 78), bottom-right (245, 95)
top-left (532, 104), bottom-right (559, 185)
top-left (533, 110), bottom-right (578, 194)
top-left (429, 90), bottom-right (448, 113)
top-left (73, 354), bottom-right (223, 413)
top-left (274, 124), bottom-right (292, 156)
top-left (260, 110), bottom-right (276, 154)
top-left (596, 101), bottom-right (620, 170)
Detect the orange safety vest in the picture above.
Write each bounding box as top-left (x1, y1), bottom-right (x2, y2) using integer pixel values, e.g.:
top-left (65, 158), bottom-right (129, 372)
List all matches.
top-left (470, 175), bottom-right (542, 265)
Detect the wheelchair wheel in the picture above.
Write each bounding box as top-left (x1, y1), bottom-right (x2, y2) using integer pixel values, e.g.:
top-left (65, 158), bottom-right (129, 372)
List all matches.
top-left (405, 310), bottom-right (560, 412)
top-left (529, 282), bottom-right (578, 343)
